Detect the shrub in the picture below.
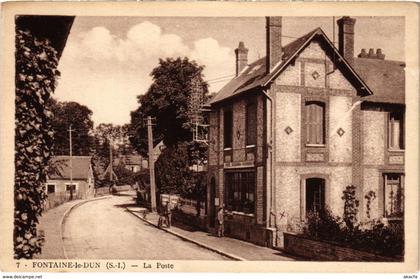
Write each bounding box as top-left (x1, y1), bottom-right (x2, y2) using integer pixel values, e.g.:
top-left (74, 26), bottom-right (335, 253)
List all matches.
top-left (364, 191), bottom-right (376, 220)
top-left (303, 208), bottom-right (344, 242)
top-left (341, 185), bottom-right (359, 229)
top-left (299, 186), bottom-right (404, 257)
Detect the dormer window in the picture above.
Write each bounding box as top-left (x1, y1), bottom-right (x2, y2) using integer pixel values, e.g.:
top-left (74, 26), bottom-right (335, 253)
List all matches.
top-left (305, 101), bottom-right (325, 146)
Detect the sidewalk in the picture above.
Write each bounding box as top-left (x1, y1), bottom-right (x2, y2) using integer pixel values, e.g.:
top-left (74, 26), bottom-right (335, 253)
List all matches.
top-left (34, 196), bottom-right (110, 259)
top-left (126, 206), bottom-right (300, 261)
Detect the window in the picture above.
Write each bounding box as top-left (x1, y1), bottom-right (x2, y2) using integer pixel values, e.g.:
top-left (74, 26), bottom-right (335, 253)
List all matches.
top-left (388, 112), bottom-right (404, 150)
top-left (225, 171), bottom-right (255, 214)
top-left (384, 173), bottom-right (404, 218)
top-left (66, 184), bottom-right (76, 192)
top-left (246, 102), bottom-right (257, 146)
top-left (305, 101), bottom-right (325, 145)
top-left (47, 184), bottom-right (55, 194)
top-left (305, 178), bottom-right (325, 215)
top-left (223, 109), bottom-right (233, 148)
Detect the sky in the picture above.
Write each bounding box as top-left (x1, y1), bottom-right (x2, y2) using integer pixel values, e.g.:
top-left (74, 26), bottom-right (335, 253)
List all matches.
top-left (54, 16), bottom-right (404, 126)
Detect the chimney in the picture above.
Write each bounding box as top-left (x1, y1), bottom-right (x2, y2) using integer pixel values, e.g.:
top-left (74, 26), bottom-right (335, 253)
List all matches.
top-left (376, 48), bottom-right (385, 60)
top-left (358, 48), bottom-right (368, 58)
top-left (235, 41), bottom-right (248, 76)
top-left (337, 16), bottom-right (356, 65)
top-left (266, 16), bottom-right (283, 73)
top-left (358, 48), bottom-right (386, 60)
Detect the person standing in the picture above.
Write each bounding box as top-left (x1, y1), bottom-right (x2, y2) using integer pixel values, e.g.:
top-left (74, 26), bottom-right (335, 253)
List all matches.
top-left (163, 200), bottom-right (172, 228)
top-left (217, 205), bottom-right (225, 237)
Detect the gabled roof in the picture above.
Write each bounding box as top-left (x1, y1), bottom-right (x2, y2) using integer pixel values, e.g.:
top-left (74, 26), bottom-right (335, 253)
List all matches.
top-left (48, 156), bottom-right (92, 180)
top-left (353, 58), bottom-right (405, 104)
top-left (210, 28), bottom-right (376, 105)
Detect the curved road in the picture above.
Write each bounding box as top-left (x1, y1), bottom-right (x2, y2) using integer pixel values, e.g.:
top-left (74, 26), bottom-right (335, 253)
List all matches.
top-left (62, 194), bottom-right (227, 260)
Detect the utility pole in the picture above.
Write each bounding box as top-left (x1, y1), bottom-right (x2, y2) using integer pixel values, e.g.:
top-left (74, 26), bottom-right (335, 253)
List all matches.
top-left (109, 136), bottom-right (113, 182)
top-left (68, 125), bottom-right (74, 200)
top-left (147, 116), bottom-right (157, 212)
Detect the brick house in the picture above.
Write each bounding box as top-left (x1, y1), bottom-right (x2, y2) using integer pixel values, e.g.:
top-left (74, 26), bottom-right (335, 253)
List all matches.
top-left (205, 16), bottom-right (405, 247)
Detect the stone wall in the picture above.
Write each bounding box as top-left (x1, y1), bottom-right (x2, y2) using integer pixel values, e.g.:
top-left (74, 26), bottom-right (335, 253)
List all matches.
top-left (274, 165), bottom-right (352, 227)
top-left (363, 110), bottom-right (385, 165)
top-left (329, 96), bottom-right (352, 163)
top-left (275, 92), bottom-right (301, 162)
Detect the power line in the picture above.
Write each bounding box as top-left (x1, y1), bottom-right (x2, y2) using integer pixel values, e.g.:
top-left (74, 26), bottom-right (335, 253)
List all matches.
top-left (205, 74), bottom-right (235, 83)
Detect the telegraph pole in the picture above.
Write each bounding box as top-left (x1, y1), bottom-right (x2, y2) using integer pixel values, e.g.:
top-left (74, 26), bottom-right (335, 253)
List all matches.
top-left (68, 125), bottom-right (74, 200)
top-left (147, 116), bottom-right (157, 212)
top-left (109, 136), bottom-right (113, 182)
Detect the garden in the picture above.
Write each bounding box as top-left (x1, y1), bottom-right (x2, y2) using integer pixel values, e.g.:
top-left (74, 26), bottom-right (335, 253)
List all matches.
top-left (286, 185), bottom-right (404, 260)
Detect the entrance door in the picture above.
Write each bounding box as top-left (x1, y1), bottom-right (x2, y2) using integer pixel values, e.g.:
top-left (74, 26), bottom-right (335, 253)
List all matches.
top-left (305, 178), bottom-right (325, 215)
top-left (209, 178), bottom-right (216, 228)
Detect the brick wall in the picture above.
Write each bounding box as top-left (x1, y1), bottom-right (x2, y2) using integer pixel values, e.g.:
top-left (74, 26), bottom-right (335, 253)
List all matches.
top-left (206, 93), bottom-right (268, 242)
top-left (284, 233), bottom-right (401, 262)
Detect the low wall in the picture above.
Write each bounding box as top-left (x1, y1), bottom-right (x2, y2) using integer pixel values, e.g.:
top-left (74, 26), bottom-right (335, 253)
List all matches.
top-left (224, 213), bottom-right (270, 247)
top-left (95, 185), bottom-right (132, 196)
top-left (172, 210), bottom-right (207, 231)
top-left (43, 191), bottom-right (84, 211)
top-left (283, 232), bottom-right (402, 262)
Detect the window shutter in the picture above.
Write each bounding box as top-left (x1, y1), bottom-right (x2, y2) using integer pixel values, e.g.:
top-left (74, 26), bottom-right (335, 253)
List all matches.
top-left (305, 102), bottom-right (325, 145)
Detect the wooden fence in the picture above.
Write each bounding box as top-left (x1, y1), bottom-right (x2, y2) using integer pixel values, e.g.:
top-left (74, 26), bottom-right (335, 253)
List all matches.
top-left (43, 191), bottom-right (84, 211)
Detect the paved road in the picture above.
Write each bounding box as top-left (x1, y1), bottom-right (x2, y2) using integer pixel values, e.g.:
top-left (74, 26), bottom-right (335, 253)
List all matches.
top-left (62, 194), bottom-right (228, 260)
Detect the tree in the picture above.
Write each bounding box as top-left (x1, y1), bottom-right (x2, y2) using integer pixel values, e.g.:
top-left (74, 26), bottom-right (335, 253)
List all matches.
top-left (15, 29), bottom-right (60, 258)
top-left (48, 99), bottom-right (94, 156)
top-left (155, 144), bottom-right (191, 195)
top-left (94, 123), bottom-right (132, 156)
top-left (129, 57), bottom-right (208, 156)
top-left (92, 123), bottom-right (135, 182)
top-left (155, 143), bottom-right (207, 202)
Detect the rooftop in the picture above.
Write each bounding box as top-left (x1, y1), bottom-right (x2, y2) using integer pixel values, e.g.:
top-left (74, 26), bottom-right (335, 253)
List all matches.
top-left (210, 27), bottom-right (404, 106)
top-left (48, 156), bottom-right (92, 180)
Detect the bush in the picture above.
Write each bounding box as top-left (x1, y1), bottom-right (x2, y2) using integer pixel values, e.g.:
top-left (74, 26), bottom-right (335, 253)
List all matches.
top-left (301, 211), bottom-right (403, 257)
top-left (303, 208), bottom-right (344, 242)
top-left (299, 186), bottom-right (404, 257)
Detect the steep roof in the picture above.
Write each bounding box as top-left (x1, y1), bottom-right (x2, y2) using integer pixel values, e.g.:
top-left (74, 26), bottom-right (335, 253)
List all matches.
top-left (210, 27), bottom-right (404, 106)
top-left (48, 156), bottom-right (92, 180)
top-left (210, 28), bottom-right (322, 105)
top-left (353, 58), bottom-right (405, 104)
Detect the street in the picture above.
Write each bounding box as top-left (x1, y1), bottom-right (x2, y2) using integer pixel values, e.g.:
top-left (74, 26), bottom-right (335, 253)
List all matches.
top-left (62, 193), bottom-right (228, 260)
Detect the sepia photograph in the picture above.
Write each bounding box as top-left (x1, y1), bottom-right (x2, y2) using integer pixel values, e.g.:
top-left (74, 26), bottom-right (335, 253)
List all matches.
top-left (0, 1), bottom-right (418, 274)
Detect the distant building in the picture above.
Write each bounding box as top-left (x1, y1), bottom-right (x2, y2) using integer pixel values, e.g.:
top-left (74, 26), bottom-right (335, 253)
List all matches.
top-left (206, 16), bottom-right (405, 247)
top-left (46, 156), bottom-right (95, 200)
top-left (114, 154), bottom-right (148, 172)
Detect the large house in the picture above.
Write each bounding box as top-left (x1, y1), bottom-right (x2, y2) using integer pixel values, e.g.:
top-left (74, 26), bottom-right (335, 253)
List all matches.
top-left (205, 16), bottom-right (405, 247)
top-left (46, 156), bottom-right (95, 200)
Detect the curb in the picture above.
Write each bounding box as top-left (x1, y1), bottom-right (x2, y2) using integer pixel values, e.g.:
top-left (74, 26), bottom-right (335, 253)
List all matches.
top-left (60, 195), bottom-right (112, 259)
top-left (126, 209), bottom-right (246, 261)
